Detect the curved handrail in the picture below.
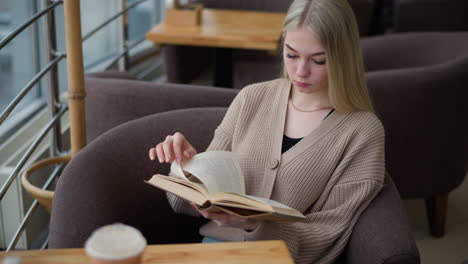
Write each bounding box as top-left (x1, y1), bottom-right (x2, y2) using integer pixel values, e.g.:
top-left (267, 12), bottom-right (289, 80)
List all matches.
top-left (21, 155), bottom-right (71, 213)
top-left (8, 159), bottom-right (67, 251)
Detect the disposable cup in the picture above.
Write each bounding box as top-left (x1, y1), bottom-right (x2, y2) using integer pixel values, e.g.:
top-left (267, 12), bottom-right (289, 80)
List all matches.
top-left (84, 223), bottom-right (147, 264)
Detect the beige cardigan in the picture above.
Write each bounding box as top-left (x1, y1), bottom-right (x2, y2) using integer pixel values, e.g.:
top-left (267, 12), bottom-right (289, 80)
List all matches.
top-left (168, 78), bottom-right (385, 264)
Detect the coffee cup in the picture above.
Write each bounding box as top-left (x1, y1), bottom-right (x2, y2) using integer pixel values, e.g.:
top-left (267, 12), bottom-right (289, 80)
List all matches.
top-left (84, 223), bottom-right (147, 264)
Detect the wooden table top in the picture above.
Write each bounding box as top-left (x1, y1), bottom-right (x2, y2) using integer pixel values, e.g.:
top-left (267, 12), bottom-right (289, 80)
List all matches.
top-left (146, 9), bottom-right (285, 51)
top-left (0, 240), bottom-right (294, 264)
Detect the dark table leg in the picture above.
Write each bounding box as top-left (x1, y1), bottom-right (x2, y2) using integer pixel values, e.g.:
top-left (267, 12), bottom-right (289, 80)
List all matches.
top-left (214, 48), bottom-right (233, 88)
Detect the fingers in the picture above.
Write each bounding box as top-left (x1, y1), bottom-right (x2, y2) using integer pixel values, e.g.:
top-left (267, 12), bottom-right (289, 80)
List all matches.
top-left (173, 132), bottom-right (185, 163)
top-left (209, 213), bottom-right (258, 231)
top-left (190, 202), bottom-right (204, 214)
top-left (162, 135), bottom-right (176, 162)
top-left (190, 204), bottom-right (258, 230)
top-left (189, 202), bottom-right (259, 230)
top-left (148, 148), bottom-right (157, 160)
top-left (189, 203), bottom-right (212, 219)
top-left (149, 132), bottom-right (197, 164)
top-left (204, 211), bottom-right (247, 226)
top-left (184, 142), bottom-right (197, 159)
top-left (155, 143), bottom-right (165, 163)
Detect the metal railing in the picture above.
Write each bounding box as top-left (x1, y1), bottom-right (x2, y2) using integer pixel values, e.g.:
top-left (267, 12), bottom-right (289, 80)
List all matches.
top-left (0, 1), bottom-right (62, 50)
top-left (0, 0), bottom-right (152, 251)
top-left (4, 106), bottom-right (68, 251)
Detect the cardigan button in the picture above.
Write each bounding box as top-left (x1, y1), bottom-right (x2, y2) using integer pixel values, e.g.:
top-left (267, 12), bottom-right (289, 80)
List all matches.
top-left (269, 159), bottom-right (279, 169)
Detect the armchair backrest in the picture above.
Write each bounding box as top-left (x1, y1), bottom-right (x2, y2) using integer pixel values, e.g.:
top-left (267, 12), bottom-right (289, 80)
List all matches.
top-left (84, 76), bottom-right (238, 143)
top-left (362, 32), bottom-right (468, 71)
top-left (393, 0), bottom-right (468, 32)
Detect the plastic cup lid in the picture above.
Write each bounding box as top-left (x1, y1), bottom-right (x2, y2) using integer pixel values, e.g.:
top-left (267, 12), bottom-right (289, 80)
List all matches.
top-left (84, 223), bottom-right (147, 260)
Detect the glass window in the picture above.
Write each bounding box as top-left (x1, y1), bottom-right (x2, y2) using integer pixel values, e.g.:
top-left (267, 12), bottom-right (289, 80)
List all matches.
top-left (0, 1), bottom-right (45, 142)
top-left (0, 0), bottom-right (163, 142)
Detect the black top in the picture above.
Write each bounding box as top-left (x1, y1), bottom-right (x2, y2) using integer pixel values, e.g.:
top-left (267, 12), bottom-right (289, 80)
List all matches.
top-left (281, 135), bottom-right (302, 153)
top-left (281, 109), bottom-right (335, 154)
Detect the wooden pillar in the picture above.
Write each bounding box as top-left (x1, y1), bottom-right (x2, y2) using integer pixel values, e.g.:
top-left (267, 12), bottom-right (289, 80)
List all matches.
top-left (63, 0), bottom-right (86, 155)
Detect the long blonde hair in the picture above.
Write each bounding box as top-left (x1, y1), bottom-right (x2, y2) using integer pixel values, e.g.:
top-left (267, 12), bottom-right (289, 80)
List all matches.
top-left (282, 0), bottom-right (374, 112)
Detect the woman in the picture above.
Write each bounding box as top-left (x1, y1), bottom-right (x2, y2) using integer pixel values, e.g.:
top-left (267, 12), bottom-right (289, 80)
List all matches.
top-left (149, 0), bottom-right (385, 263)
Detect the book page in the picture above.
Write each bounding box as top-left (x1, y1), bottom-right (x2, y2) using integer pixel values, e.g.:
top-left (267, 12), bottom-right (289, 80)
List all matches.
top-left (244, 195), bottom-right (295, 210)
top-left (210, 193), bottom-right (307, 222)
top-left (170, 161), bottom-right (187, 179)
top-left (171, 151), bottom-right (245, 195)
top-left (211, 193), bottom-right (297, 211)
top-left (159, 175), bottom-right (210, 196)
top-left (145, 175), bottom-right (209, 206)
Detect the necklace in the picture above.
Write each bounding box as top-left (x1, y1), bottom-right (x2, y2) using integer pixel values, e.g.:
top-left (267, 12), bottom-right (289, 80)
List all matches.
top-left (289, 99), bottom-right (332, 113)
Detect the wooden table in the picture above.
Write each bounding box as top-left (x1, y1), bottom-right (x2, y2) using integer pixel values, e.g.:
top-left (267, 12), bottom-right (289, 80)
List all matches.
top-left (146, 9), bottom-right (285, 88)
top-left (0, 240), bottom-right (294, 264)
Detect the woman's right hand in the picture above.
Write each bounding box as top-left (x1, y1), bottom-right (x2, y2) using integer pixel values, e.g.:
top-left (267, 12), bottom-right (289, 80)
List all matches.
top-left (148, 132), bottom-right (197, 164)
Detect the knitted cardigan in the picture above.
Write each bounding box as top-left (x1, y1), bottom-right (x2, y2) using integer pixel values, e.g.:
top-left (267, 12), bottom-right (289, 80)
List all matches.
top-left (168, 78), bottom-right (385, 264)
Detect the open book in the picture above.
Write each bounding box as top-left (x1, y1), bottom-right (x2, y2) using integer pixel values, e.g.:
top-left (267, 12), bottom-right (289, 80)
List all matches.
top-left (145, 151), bottom-right (306, 222)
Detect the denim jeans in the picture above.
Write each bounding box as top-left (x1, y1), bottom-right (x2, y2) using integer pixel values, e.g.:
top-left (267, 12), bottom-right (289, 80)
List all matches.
top-left (202, 236), bottom-right (224, 243)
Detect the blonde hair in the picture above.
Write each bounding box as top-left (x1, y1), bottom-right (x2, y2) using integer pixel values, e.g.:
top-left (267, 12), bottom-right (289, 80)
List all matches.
top-left (282, 0), bottom-right (374, 113)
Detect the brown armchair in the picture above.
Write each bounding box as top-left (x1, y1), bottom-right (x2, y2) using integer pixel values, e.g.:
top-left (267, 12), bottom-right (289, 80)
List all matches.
top-left (163, 0), bottom-right (376, 89)
top-left (392, 0), bottom-right (468, 32)
top-left (48, 74), bottom-right (420, 264)
top-left (368, 0), bottom-right (468, 34)
top-left (362, 32), bottom-right (468, 237)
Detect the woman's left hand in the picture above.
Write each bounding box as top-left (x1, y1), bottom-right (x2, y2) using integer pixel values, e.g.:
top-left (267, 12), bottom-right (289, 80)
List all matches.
top-left (191, 203), bottom-right (260, 231)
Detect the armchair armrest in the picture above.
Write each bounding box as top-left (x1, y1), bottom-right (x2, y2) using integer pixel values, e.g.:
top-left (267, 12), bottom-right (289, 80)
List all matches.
top-left (343, 174), bottom-right (420, 264)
